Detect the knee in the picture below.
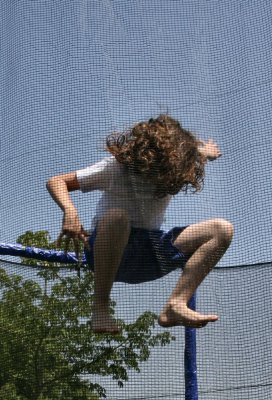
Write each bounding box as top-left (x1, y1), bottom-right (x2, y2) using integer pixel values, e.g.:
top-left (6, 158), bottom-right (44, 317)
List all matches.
top-left (212, 218), bottom-right (234, 246)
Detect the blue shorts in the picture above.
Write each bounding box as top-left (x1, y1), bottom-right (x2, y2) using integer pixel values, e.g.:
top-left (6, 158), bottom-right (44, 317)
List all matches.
top-left (84, 226), bottom-right (189, 284)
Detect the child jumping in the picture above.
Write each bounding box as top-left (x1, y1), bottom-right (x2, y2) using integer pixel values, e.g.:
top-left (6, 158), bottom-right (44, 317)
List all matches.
top-left (46, 114), bottom-right (234, 334)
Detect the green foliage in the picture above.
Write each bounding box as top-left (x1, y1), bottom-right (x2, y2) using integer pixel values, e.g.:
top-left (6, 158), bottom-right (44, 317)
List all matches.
top-left (16, 230), bottom-right (57, 268)
top-left (17, 231), bottom-right (53, 250)
top-left (16, 230), bottom-right (84, 269)
top-left (0, 383), bottom-right (27, 400)
top-left (0, 231), bottom-right (175, 399)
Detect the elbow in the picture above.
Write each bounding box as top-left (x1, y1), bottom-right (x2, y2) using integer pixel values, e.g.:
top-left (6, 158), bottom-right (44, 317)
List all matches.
top-left (46, 176), bottom-right (59, 191)
top-left (46, 175), bottom-right (79, 192)
top-left (46, 177), bottom-right (53, 192)
top-left (46, 177), bottom-right (52, 190)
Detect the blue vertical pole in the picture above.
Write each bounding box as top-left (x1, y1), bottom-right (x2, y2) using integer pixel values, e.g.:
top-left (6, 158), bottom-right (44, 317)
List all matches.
top-left (184, 293), bottom-right (198, 400)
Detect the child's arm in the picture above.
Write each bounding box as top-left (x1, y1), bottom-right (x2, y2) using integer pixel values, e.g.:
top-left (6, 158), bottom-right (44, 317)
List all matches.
top-left (198, 139), bottom-right (222, 161)
top-left (46, 172), bottom-right (89, 252)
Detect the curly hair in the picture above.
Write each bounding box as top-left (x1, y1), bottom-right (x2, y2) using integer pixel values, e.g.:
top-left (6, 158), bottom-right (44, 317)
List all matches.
top-left (106, 114), bottom-right (206, 198)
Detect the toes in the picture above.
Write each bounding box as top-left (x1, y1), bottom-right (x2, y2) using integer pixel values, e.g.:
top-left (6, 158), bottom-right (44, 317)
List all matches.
top-left (158, 306), bottom-right (219, 329)
top-left (158, 315), bottom-right (215, 329)
top-left (186, 321), bottom-right (208, 329)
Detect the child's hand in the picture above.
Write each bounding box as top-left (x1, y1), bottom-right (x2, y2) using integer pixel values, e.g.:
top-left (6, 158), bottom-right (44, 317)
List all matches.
top-left (199, 139), bottom-right (222, 161)
top-left (56, 209), bottom-right (89, 258)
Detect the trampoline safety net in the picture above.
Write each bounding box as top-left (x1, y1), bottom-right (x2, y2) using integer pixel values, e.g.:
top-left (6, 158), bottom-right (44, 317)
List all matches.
top-left (1, 1), bottom-right (272, 399)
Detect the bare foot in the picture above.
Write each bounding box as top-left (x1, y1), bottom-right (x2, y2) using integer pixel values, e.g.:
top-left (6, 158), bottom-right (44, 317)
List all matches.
top-left (158, 302), bottom-right (219, 329)
top-left (90, 312), bottom-right (121, 334)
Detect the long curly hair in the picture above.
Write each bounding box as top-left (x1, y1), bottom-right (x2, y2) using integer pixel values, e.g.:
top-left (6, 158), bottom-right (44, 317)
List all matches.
top-left (106, 114), bottom-right (206, 198)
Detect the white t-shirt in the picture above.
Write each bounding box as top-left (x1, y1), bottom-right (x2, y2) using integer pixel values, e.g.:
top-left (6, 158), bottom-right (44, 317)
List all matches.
top-left (76, 156), bottom-right (172, 230)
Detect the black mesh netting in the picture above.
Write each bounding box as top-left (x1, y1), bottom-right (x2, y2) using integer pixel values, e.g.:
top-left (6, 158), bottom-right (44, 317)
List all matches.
top-left (1, 1), bottom-right (272, 399)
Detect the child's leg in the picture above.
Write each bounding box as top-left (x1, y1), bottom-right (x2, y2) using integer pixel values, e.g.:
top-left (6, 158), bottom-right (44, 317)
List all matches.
top-left (92, 208), bottom-right (130, 333)
top-left (159, 218), bottom-right (234, 329)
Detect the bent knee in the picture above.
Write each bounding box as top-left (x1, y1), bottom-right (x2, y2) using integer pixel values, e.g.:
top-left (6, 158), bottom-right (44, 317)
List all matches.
top-left (212, 218), bottom-right (234, 244)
